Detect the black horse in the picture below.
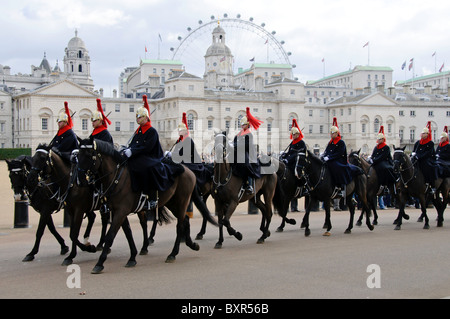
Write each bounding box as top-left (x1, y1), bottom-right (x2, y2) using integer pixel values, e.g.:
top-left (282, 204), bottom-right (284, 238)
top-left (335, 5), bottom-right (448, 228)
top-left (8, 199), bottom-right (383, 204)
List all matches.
top-left (392, 146), bottom-right (441, 229)
top-left (212, 133), bottom-right (277, 248)
top-left (295, 150), bottom-right (373, 236)
top-left (77, 139), bottom-right (217, 274)
top-left (6, 155), bottom-right (70, 261)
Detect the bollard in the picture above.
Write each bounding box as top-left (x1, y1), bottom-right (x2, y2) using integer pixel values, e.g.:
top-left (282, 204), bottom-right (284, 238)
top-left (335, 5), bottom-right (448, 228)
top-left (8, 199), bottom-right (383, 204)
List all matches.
top-left (14, 200), bottom-right (29, 228)
top-left (248, 200), bottom-right (259, 214)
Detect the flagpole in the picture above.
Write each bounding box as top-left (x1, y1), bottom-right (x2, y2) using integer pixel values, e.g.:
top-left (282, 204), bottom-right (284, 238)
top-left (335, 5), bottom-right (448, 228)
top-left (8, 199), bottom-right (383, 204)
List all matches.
top-left (368, 43), bottom-right (370, 66)
top-left (158, 37), bottom-right (160, 60)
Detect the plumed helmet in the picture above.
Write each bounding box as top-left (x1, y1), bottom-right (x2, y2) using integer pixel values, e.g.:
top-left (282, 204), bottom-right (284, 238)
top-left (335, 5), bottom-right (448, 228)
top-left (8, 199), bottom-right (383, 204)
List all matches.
top-left (377, 126), bottom-right (385, 140)
top-left (240, 115), bottom-right (249, 126)
top-left (57, 101), bottom-right (73, 129)
top-left (92, 98), bottom-right (111, 127)
top-left (330, 117), bottom-right (339, 134)
top-left (422, 121), bottom-right (431, 134)
top-left (178, 112), bottom-right (189, 133)
top-left (290, 118), bottom-right (304, 139)
top-left (240, 107), bottom-right (262, 130)
top-left (441, 126), bottom-right (448, 138)
top-left (136, 95), bottom-right (151, 120)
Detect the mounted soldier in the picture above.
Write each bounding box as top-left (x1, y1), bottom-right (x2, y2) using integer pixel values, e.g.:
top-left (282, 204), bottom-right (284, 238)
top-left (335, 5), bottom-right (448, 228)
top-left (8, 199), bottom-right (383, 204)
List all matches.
top-left (90, 98), bottom-right (113, 144)
top-left (280, 118), bottom-right (306, 175)
top-left (367, 125), bottom-right (397, 190)
top-left (231, 107), bottom-right (262, 195)
top-left (436, 126), bottom-right (450, 178)
top-left (411, 121), bottom-right (438, 194)
top-left (51, 101), bottom-right (79, 157)
top-left (321, 117), bottom-right (354, 198)
top-left (121, 95), bottom-right (184, 209)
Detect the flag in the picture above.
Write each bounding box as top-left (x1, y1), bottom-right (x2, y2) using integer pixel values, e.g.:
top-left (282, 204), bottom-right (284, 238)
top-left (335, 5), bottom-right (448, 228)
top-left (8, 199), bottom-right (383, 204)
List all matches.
top-left (145, 46), bottom-right (147, 53)
top-left (220, 56), bottom-right (225, 62)
top-left (439, 63), bottom-right (444, 72)
top-left (432, 51), bottom-right (436, 57)
top-left (158, 33), bottom-right (162, 42)
top-left (250, 57), bottom-right (255, 62)
top-left (264, 39), bottom-right (268, 44)
top-left (363, 41), bottom-right (369, 48)
top-left (409, 58), bottom-right (414, 71)
top-left (322, 58), bottom-right (325, 62)
top-left (401, 61), bottom-right (406, 70)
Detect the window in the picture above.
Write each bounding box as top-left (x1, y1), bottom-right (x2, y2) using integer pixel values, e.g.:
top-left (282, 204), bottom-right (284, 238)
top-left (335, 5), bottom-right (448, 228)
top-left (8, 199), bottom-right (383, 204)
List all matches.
top-left (374, 118), bottom-right (380, 133)
top-left (82, 119), bottom-right (88, 131)
top-left (115, 104), bottom-right (120, 112)
top-left (319, 125), bottom-right (324, 134)
top-left (410, 110), bottom-right (415, 117)
top-left (208, 120), bottom-right (213, 130)
top-left (267, 108), bottom-right (272, 113)
top-left (41, 118), bottom-right (48, 130)
top-left (208, 107), bottom-right (213, 111)
top-left (225, 120), bottom-right (230, 129)
top-left (399, 129), bottom-right (404, 142)
top-left (362, 123), bottom-right (366, 133)
top-left (409, 129), bottom-right (415, 142)
top-left (348, 124), bottom-right (352, 133)
top-left (428, 111), bottom-right (434, 117)
top-left (187, 113), bottom-right (194, 130)
top-left (129, 104), bottom-right (134, 112)
top-left (348, 108), bottom-right (351, 115)
top-left (447, 111), bottom-right (450, 117)
top-left (130, 122), bottom-right (135, 131)
top-left (189, 85), bottom-right (194, 91)
top-left (399, 110), bottom-right (404, 116)
top-left (78, 64), bottom-right (82, 72)
top-left (267, 123), bottom-right (272, 132)
top-left (115, 121), bottom-right (121, 132)
top-left (388, 123), bottom-right (392, 134)
top-left (309, 110), bottom-right (313, 117)
top-left (309, 125), bottom-right (313, 134)
top-left (290, 89), bottom-right (295, 95)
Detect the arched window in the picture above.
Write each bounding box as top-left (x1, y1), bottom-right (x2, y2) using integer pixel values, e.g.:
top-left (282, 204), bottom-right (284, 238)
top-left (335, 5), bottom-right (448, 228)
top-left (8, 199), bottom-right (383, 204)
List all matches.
top-left (374, 118), bottom-right (380, 133)
top-left (78, 64), bottom-right (83, 72)
top-left (187, 113), bottom-right (194, 131)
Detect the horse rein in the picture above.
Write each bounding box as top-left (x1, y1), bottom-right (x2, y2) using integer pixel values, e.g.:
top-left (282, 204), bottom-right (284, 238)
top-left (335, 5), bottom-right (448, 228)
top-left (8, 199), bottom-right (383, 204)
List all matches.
top-left (393, 149), bottom-right (417, 188)
top-left (295, 151), bottom-right (325, 192)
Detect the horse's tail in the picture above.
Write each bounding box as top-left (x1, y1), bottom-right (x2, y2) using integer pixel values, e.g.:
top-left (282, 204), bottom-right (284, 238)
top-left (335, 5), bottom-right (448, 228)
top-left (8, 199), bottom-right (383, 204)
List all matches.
top-left (272, 176), bottom-right (284, 214)
top-left (191, 184), bottom-right (219, 226)
top-left (156, 207), bottom-right (174, 225)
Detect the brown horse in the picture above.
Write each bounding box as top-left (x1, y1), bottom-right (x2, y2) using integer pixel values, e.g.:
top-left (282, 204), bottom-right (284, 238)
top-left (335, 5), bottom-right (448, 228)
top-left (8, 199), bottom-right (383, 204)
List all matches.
top-left (26, 144), bottom-right (121, 265)
top-left (392, 146), bottom-right (441, 229)
top-left (77, 139), bottom-right (217, 274)
top-left (212, 132), bottom-right (277, 248)
top-left (296, 150), bottom-right (373, 236)
top-left (6, 155), bottom-right (70, 261)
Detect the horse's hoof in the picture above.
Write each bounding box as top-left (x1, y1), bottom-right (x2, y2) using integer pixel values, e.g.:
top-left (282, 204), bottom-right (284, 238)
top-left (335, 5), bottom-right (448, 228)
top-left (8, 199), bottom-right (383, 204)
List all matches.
top-left (139, 249), bottom-right (148, 255)
top-left (214, 243), bottom-right (222, 249)
top-left (423, 224), bottom-right (430, 230)
top-left (165, 256), bottom-right (176, 263)
top-left (148, 238), bottom-right (155, 246)
top-left (417, 217), bottom-right (423, 223)
top-left (323, 231), bottom-right (331, 236)
top-left (195, 234), bottom-right (204, 240)
top-left (300, 221), bottom-right (306, 228)
top-left (191, 243), bottom-right (200, 251)
top-left (276, 227), bottom-right (284, 232)
top-left (394, 225), bottom-right (401, 230)
top-left (288, 219), bottom-right (296, 225)
top-left (125, 260), bottom-right (137, 268)
top-left (87, 245), bottom-right (97, 253)
top-left (235, 232), bottom-right (243, 241)
top-left (60, 246), bottom-right (69, 255)
top-left (404, 214), bottom-right (410, 220)
top-left (256, 238), bottom-right (265, 244)
top-left (373, 220), bottom-right (378, 226)
top-left (356, 221), bottom-right (362, 226)
top-left (91, 266), bottom-right (104, 274)
top-left (344, 229), bottom-right (351, 234)
top-left (437, 221), bottom-right (443, 227)
top-left (305, 229), bottom-right (311, 237)
top-left (368, 225), bottom-right (374, 231)
top-left (22, 255), bottom-right (34, 262)
top-left (96, 245), bottom-right (103, 252)
top-left (61, 258), bottom-right (73, 266)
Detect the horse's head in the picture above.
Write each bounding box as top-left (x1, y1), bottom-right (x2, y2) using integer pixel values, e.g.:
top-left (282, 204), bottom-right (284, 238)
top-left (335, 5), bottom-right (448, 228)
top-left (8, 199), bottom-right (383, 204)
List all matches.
top-left (214, 131), bottom-right (229, 163)
top-left (393, 145), bottom-right (408, 174)
top-left (27, 144), bottom-right (53, 192)
top-left (6, 156), bottom-right (31, 201)
top-left (77, 139), bottom-right (100, 187)
top-left (348, 149), bottom-right (362, 167)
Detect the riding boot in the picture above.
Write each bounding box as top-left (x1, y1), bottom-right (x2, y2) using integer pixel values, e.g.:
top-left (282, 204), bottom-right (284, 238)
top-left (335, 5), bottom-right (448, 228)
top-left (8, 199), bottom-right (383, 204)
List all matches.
top-left (246, 177), bottom-right (254, 194)
top-left (340, 185), bottom-right (346, 198)
top-left (147, 190), bottom-right (158, 210)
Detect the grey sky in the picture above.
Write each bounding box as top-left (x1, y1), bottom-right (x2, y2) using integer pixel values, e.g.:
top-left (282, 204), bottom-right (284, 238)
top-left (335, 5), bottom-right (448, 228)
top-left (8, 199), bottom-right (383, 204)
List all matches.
top-left (1, 0), bottom-right (449, 96)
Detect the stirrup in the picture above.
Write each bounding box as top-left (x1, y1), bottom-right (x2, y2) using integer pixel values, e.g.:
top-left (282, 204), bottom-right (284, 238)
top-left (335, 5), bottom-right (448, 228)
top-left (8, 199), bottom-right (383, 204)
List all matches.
top-left (331, 187), bottom-right (342, 199)
top-left (147, 200), bottom-right (158, 211)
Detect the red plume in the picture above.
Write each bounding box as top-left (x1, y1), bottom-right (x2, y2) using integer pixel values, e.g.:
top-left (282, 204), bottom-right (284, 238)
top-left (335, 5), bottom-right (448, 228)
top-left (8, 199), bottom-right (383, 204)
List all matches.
top-left (378, 125), bottom-right (384, 134)
top-left (64, 101), bottom-right (73, 129)
top-left (444, 126), bottom-right (448, 134)
top-left (96, 98), bottom-right (111, 127)
top-left (246, 107), bottom-right (263, 130)
top-left (142, 95), bottom-right (151, 125)
top-left (332, 117), bottom-right (338, 127)
top-left (182, 112), bottom-right (189, 135)
top-left (290, 118), bottom-right (304, 140)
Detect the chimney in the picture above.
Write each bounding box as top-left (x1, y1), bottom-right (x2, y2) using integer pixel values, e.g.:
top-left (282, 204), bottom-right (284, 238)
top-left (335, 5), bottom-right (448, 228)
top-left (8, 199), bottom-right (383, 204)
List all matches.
top-left (403, 84), bottom-right (410, 94)
top-left (113, 89), bottom-right (117, 98)
top-left (424, 85), bottom-right (432, 95)
top-left (99, 88), bottom-right (104, 97)
top-left (377, 84), bottom-right (385, 93)
top-left (364, 86), bottom-right (371, 94)
top-left (388, 87), bottom-right (395, 95)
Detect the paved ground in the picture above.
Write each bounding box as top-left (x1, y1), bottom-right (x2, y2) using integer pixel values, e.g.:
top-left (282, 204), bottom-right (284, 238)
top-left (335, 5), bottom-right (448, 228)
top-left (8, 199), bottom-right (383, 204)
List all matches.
top-left (1, 160), bottom-right (450, 301)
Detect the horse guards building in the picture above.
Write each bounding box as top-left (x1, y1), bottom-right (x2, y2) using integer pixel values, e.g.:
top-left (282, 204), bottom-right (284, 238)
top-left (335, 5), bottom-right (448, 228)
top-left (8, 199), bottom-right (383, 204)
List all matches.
top-left (1, 26), bottom-right (449, 160)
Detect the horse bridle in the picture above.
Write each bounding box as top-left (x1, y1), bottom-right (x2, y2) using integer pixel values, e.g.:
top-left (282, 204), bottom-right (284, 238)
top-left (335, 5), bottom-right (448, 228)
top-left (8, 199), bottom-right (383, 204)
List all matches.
top-left (393, 149), bottom-right (417, 187)
top-left (295, 151), bottom-right (326, 192)
top-left (213, 134), bottom-right (232, 189)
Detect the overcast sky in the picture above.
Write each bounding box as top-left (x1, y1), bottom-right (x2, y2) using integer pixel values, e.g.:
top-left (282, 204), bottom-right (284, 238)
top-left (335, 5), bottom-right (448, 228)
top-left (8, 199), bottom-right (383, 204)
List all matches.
top-left (1, 0), bottom-right (449, 97)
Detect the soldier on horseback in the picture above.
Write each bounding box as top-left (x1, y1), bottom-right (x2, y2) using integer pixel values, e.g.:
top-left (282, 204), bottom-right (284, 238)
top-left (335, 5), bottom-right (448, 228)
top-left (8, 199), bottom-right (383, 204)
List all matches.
top-left (367, 126), bottom-right (397, 191)
top-left (281, 119), bottom-right (306, 173)
top-left (411, 121), bottom-right (438, 194)
top-left (321, 117), bottom-right (354, 198)
top-left (436, 126), bottom-right (450, 178)
top-left (231, 107), bottom-right (262, 195)
top-left (90, 98), bottom-right (113, 144)
top-left (121, 95), bottom-right (184, 209)
top-left (51, 101), bottom-right (79, 156)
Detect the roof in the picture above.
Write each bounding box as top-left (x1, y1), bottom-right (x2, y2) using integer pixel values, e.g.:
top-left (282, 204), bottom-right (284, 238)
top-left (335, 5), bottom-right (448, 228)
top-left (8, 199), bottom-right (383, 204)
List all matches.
top-left (236, 63), bottom-right (292, 75)
top-left (395, 70), bottom-right (450, 85)
top-left (307, 65), bottom-right (393, 85)
top-left (140, 59), bottom-right (183, 66)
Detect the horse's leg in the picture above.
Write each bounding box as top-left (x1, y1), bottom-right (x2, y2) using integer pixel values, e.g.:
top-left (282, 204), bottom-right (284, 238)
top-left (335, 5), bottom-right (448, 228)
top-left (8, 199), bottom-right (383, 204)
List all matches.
top-left (301, 195), bottom-right (310, 229)
top-left (82, 211), bottom-right (96, 245)
top-left (323, 200), bottom-right (332, 236)
top-left (96, 209), bottom-right (110, 250)
top-left (222, 201), bottom-right (242, 240)
top-left (183, 216), bottom-right (200, 251)
top-left (137, 211), bottom-right (149, 255)
top-left (303, 198), bottom-right (312, 237)
top-left (394, 192), bottom-right (407, 230)
top-left (345, 196), bottom-right (355, 234)
top-left (148, 216), bottom-right (157, 245)
top-left (166, 216), bottom-right (188, 263)
top-left (46, 214), bottom-right (70, 255)
top-left (121, 217), bottom-right (138, 267)
top-left (23, 212), bottom-right (57, 261)
top-left (419, 195), bottom-right (430, 229)
top-left (255, 197), bottom-right (272, 244)
top-left (195, 217), bottom-right (208, 240)
top-left (91, 212), bottom-right (127, 274)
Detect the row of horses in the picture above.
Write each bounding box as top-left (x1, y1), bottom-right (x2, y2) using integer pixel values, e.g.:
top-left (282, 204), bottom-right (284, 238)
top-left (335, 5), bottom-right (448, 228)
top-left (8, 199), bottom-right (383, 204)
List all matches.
top-left (6, 133), bottom-right (449, 274)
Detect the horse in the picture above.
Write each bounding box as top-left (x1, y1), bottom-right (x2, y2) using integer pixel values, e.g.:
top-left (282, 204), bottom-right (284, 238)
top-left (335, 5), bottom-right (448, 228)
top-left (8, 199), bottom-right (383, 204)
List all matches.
top-left (212, 132), bottom-right (277, 248)
top-left (392, 146), bottom-right (442, 229)
top-left (26, 144), bottom-right (139, 266)
top-left (6, 155), bottom-right (70, 261)
top-left (432, 176), bottom-right (449, 225)
top-left (348, 149), bottom-right (398, 226)
top-left (295, 150), bottom-right (373, 236)
top-left (272, 160), bottom-right (302, 232)
top-left (77, 139), bottom-right (218, 274)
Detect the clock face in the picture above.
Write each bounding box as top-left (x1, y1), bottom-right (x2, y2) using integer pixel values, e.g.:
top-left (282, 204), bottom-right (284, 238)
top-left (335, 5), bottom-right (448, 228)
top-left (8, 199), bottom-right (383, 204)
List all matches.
top-left (213, 62), bottom-right (217, 67)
